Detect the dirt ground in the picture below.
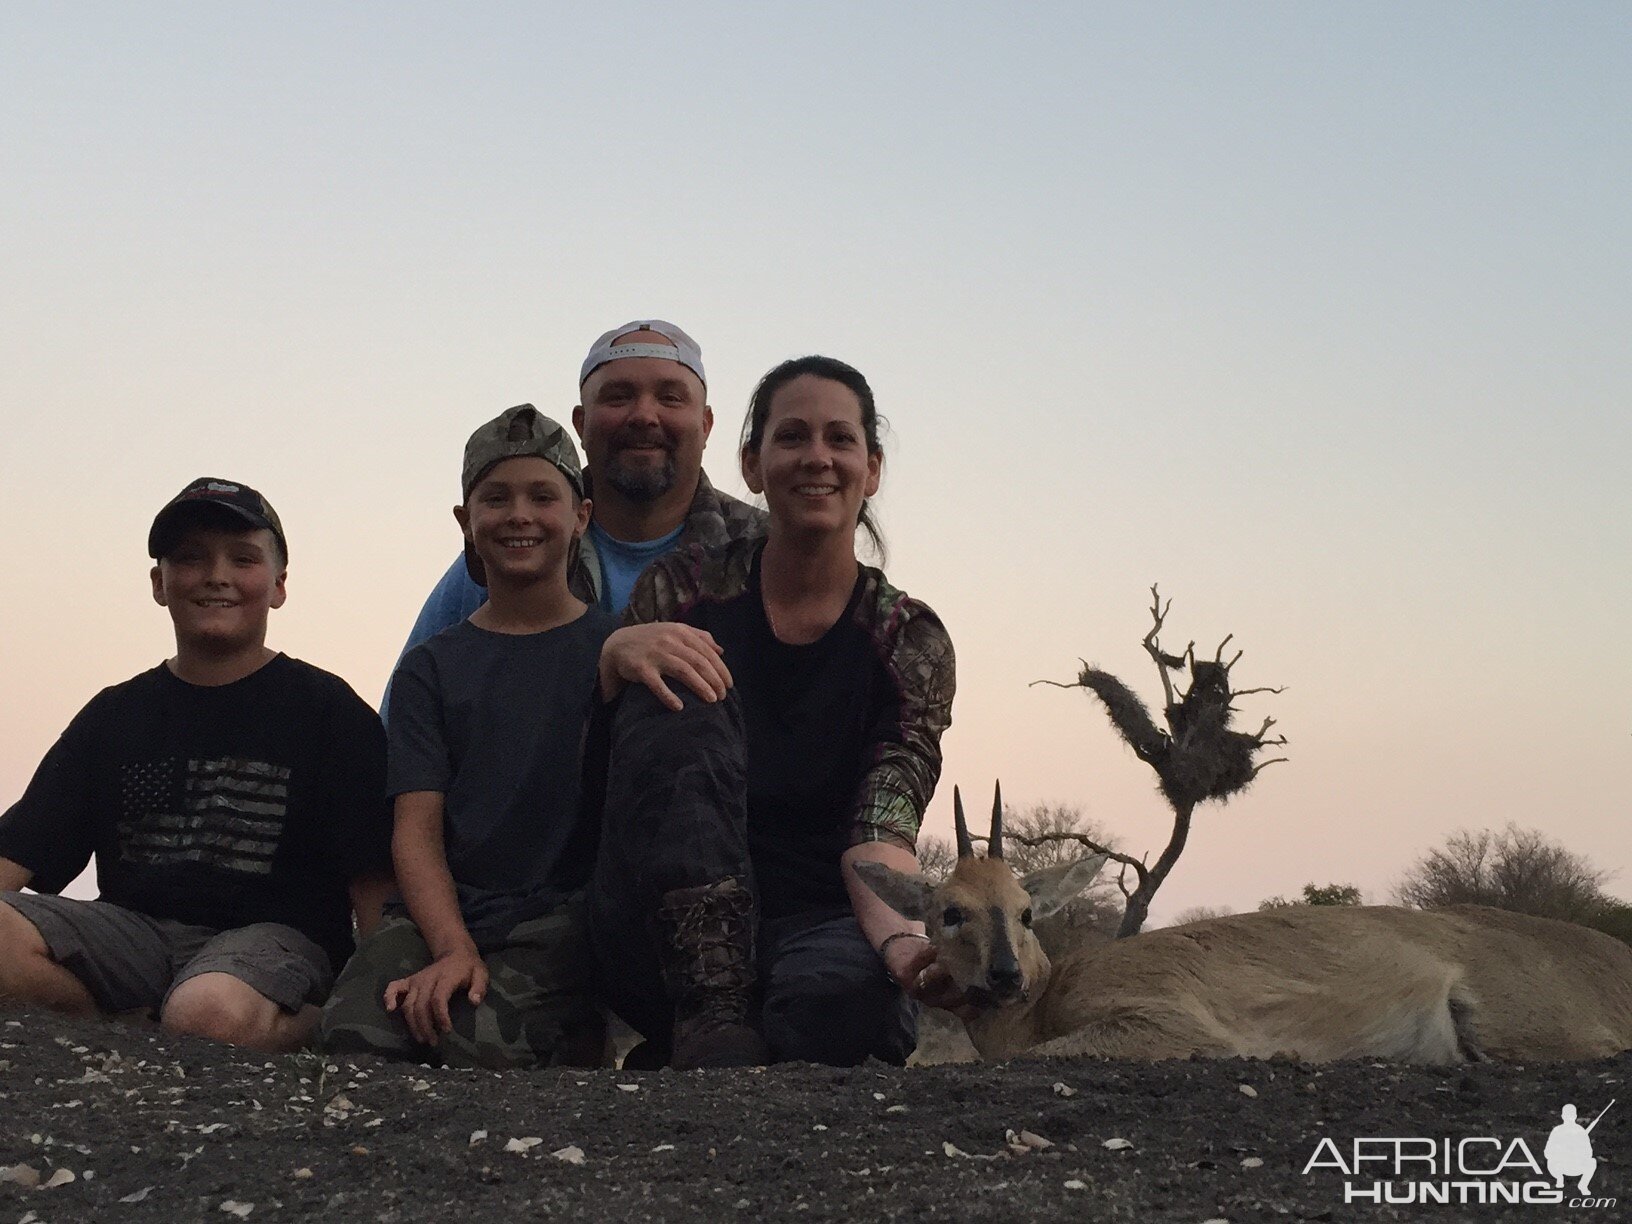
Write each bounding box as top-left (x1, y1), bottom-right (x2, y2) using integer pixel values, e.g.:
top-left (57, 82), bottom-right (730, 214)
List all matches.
top-left (0, 1004), bottom-right (1624, 1223)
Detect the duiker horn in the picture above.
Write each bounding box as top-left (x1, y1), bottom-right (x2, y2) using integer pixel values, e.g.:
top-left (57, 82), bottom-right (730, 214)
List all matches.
top-left (953, 786), bottom-right (975, 859)
top-left (990, 780), bottom-right (1004, 859)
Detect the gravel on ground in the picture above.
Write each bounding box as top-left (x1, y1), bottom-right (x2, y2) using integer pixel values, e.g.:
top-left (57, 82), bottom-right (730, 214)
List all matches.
top-left (0, 1005), bottom-right (1624, 1222)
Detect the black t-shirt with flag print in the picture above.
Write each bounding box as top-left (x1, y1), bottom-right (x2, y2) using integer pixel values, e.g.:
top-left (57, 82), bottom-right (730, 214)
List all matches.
top-left (0, 654), bottom-right (391, 970)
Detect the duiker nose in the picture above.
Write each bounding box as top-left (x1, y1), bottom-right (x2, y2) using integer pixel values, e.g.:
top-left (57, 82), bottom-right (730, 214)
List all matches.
top-left (988, 964), bottom-right (1022, 992)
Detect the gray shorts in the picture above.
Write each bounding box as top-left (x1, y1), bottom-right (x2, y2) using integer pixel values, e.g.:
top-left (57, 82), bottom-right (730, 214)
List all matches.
top-left (1, 892), bottom-right (333, 1015)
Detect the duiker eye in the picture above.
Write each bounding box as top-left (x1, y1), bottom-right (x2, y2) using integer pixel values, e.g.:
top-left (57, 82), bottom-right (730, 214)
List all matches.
top-left (1020, 907), bottom-right (1034, 928)
top-left (942, 906), bottom-right (964, 927)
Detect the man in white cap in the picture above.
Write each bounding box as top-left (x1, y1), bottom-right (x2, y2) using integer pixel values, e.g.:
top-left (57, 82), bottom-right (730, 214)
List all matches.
top-left (390, 321), bottom-right (765, 691)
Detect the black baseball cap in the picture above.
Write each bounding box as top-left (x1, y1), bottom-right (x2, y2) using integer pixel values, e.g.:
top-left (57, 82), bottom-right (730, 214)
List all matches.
top-left (148, 477), bottom-right (288, 562)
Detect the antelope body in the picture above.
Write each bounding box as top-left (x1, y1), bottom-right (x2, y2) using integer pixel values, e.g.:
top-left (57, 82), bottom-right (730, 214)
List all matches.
top-left (856, 788), bottom-right (1632, 1064)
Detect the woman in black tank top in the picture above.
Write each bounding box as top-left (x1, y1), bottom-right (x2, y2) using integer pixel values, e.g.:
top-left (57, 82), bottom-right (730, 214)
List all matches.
top-left (589, 356), bottom-right (957, 1069)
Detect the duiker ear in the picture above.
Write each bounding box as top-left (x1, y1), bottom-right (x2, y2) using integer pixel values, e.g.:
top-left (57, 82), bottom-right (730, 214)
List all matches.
top-left (851, 861), bottom-right (936, 921)
top-left (1019, 854), bottom-right (1110, 922)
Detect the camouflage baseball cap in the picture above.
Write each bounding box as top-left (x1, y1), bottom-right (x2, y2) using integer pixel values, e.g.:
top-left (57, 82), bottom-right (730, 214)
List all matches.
top-left (461, 404), bottom-right (584, 500)
top-left (460, 405), bottom-right (585, 588)
top-left (148, 477), bottom-right (288, 561)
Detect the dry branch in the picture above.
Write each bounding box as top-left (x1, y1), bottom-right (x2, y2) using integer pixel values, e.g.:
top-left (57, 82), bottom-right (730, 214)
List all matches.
top-left (970, 830), bottom-right (1149, 887)
top-left (1037, 585), bottom-right (1288, 936)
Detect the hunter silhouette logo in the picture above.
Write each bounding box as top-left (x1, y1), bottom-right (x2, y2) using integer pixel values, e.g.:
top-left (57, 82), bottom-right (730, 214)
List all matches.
top-left (1546, 1100), bottom-right (1613, 1196)
top-left (1302, 1098), bottom-right (1617, 1209)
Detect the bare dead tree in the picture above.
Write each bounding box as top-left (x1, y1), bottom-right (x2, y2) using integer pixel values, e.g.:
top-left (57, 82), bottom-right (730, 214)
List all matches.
top-left (914, 835), bottom-right (960, 882)
top-left (1034, 585), bottom-right (1287, 937)
top-left (979, 801), bottom-right (1120, 874)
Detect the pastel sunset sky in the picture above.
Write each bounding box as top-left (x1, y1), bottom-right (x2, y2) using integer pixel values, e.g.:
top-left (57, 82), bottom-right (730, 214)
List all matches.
top-left (2, 3), bottom-right (1626, 921)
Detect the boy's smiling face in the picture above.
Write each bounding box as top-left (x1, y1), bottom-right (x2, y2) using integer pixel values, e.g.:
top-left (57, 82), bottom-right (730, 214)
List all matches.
top-left (455, 456), bottom-right (589, 589)
top-left (151, 522), bottom-right (287, 653)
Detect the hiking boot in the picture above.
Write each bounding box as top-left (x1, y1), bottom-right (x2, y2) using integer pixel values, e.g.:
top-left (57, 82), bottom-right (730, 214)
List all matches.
top-left (655, 878), bottom-right (770, 1070)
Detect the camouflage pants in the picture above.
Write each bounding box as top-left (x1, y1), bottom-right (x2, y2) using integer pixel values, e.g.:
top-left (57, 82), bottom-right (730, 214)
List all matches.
top-left (318, 899), bottom-right (601, 1069)
top-left (588, 685), bottom-right (917, 1066)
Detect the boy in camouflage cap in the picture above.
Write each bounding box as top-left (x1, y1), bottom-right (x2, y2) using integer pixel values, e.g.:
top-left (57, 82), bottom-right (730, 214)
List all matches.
top-left (384, 319), bottom-right (766, 722)
top-left (321, 405), bottom-right (617, 1068)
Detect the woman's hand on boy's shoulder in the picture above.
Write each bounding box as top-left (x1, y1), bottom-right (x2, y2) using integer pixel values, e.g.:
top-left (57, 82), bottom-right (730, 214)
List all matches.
top-left (599, 624), bottom-right (733, 711)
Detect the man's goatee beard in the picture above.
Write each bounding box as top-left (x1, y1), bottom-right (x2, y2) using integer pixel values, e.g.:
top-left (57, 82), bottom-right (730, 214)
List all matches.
top-left (605, 454), bottom-right (677, 502)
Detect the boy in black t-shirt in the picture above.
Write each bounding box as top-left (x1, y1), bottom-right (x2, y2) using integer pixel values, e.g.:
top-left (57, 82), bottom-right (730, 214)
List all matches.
top-left (0, 479), bottom-right (392, 1053)
top-left (320, 406), bottom-right (616, 1068)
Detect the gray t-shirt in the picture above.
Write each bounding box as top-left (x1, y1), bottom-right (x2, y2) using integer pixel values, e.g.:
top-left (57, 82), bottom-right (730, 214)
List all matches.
top-left (387, 608), bottom-right (617, 941)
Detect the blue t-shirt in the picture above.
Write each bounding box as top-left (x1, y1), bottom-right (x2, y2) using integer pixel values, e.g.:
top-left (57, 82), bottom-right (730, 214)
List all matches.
top-left (405, 560), bottom-right (487, 651)
top-left (586, 520), bottom-right (684, 616)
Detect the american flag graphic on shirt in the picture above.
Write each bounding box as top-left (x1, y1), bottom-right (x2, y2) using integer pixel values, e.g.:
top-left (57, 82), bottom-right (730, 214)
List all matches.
top-left (117, 756), bottom-right (289, 875)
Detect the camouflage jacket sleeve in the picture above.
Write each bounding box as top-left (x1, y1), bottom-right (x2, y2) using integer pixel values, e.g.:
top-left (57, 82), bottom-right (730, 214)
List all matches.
top-left (621, 551), bottom-right (688, 626)
top-left (622, 540), bottom-right (755, 626)
top-left (849, 576), bottom-right (956, 853)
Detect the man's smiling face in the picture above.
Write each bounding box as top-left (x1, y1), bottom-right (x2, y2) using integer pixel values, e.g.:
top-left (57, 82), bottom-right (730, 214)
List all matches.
top-left (574, 332), bottom-right (712, 504)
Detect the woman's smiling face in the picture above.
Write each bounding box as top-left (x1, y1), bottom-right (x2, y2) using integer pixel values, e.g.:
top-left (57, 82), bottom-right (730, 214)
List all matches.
top-left (742, 373), bottom-right (881, 539)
